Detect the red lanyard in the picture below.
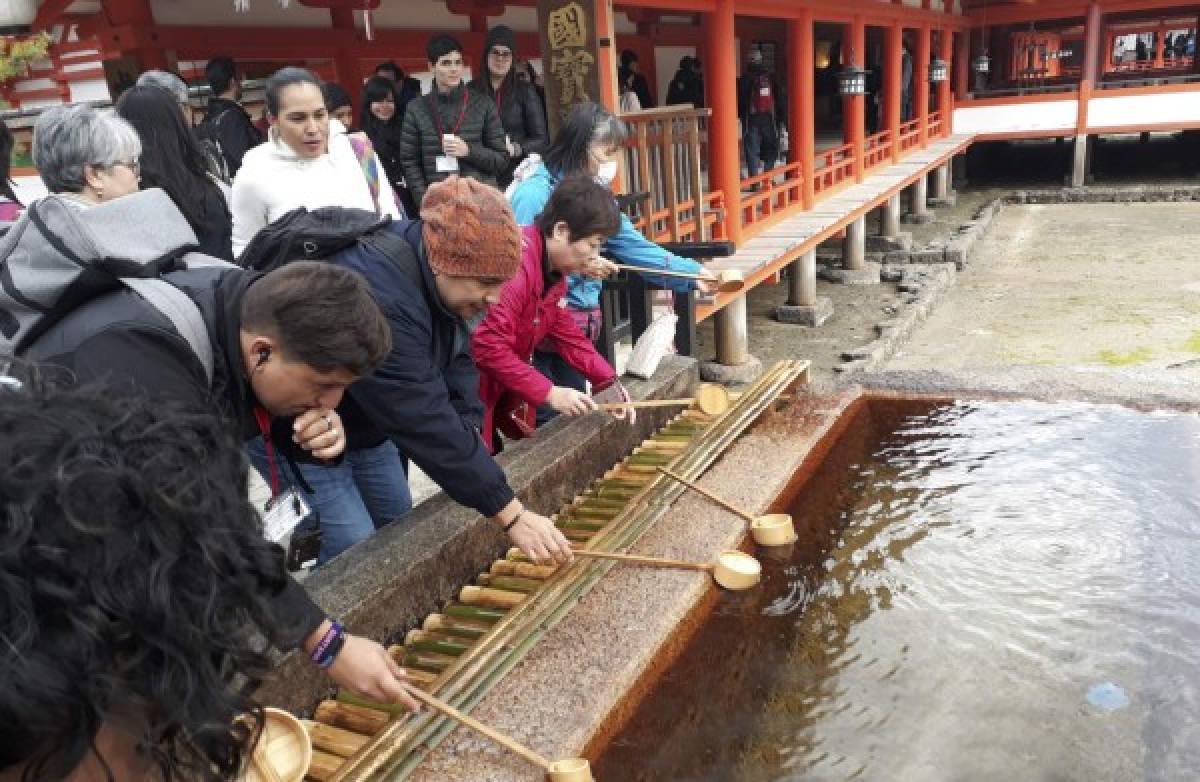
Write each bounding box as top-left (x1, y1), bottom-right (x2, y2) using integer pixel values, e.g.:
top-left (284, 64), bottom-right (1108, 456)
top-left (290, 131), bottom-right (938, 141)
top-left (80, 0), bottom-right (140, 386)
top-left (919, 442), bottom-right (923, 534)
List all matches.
top-left (254, 406), bottom-right (280, 498)
top-left (494, 84), bottom-right (503, 113)
top-left (427, 88), bottom-right (470, 138)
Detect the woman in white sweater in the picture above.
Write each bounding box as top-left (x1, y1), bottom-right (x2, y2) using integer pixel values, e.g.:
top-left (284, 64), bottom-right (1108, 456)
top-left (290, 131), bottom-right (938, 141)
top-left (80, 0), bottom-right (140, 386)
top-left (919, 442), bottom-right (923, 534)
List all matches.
top-left (231, 67), bottom-right (401, 257)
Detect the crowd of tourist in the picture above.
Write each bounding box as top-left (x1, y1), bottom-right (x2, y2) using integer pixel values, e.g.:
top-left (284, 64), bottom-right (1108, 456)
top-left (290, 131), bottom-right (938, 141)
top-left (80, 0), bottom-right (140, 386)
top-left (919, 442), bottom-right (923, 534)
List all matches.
top-left (0, 28), bottom-right (717, 782)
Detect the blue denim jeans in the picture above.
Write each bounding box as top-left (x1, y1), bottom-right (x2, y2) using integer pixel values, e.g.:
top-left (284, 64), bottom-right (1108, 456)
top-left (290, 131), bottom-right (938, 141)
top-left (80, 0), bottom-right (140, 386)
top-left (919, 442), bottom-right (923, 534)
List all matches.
top-left (743, 112), bottom-right (779, 178)
top-left (246, 439), bottom-right (412, 565)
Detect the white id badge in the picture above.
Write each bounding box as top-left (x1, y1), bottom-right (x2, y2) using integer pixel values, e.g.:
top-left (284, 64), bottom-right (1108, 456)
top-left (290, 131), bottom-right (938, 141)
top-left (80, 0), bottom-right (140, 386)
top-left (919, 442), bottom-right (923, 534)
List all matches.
top-left (436, 155), bottom-right (460, 173)
top-left (262, 488), bottom-right (312, 543)
top-left (759, 86), bottom-right (771, 96)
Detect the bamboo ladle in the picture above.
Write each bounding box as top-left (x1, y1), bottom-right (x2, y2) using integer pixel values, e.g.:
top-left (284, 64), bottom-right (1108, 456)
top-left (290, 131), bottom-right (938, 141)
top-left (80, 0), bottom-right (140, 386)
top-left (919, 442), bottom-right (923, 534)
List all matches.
top-left (597, 383), bottom-right (731, 416)
top-left (658, 467), bottom-right (798, 547)
top-left (569, 547), bottom-right (762, 590)
top-left (241, 708), bottom-right (311, 782)
top-left (403, 685), bottom-right (594, 782)
top-left (614, 264), bottom-right (745, 294)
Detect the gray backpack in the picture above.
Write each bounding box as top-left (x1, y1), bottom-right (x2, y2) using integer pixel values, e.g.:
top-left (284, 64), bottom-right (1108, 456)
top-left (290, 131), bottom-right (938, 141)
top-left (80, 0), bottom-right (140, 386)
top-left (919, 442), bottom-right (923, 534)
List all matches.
top-left (0, 188), bottom-right (234, 382)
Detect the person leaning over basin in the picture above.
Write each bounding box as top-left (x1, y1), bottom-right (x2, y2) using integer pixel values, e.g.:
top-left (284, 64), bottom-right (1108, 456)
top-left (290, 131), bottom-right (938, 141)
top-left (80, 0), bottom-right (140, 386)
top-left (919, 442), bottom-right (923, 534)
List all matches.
top-left (14, 105), bottom-right (418, 707)
top-left (473, 174), bottom-right (634, 452)
top-left (310, 176), bottom-right (575, 565)
top-left (507, 102), bottom-right (718, 420)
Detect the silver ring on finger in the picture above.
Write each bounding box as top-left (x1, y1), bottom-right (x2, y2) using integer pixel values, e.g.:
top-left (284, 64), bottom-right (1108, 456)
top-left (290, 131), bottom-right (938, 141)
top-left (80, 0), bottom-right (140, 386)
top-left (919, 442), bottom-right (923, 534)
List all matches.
top-left (324, 414), bottom-right (334, 433)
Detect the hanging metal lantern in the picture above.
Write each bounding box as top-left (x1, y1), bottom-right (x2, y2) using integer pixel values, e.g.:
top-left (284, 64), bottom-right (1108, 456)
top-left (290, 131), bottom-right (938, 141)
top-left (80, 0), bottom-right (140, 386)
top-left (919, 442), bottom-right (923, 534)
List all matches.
top-left (929, 58), bottom-right (948, 83)
top-left (838, 64), bottom-right (867, 96)
top-left (973, 54), bottom-right (991, 74)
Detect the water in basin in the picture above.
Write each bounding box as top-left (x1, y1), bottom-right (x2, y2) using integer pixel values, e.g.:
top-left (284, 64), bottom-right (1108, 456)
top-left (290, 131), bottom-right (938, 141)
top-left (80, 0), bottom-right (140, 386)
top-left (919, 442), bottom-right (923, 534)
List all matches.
top-left (594, 400), bottom-right (1200, 781)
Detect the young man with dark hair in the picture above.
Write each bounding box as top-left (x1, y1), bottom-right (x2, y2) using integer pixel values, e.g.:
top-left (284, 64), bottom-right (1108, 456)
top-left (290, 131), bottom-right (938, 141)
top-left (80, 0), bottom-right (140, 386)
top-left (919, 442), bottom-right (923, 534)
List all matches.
top-left (200, 55), bottom-right (264, 177)
top-left (399, 34), bottom-right (508, 207)
top-left (472, 175), bottom-right (632, 452)
top-left (0, 373), bottom-right (320, 780)
top-left (21, 260), bottom-right (418, 711)
top-left (737, 47), bottom-right (787, 178)
top-left (374, 60), bottom-right (421, 114)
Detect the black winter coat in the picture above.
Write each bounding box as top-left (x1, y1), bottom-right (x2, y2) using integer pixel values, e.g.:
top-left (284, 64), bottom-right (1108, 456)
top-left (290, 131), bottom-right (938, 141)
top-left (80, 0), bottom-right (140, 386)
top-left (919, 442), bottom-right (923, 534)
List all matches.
top-left (23, 266), bottom-right (326, 649)
top-left (201, 97), bottom-right (264, 178)
top-left (398, 83), bottom-right (508, 208)
top-left (469, 74), bottom-right (548, 187)
top-left (330, 220), bottom-right (517, 518)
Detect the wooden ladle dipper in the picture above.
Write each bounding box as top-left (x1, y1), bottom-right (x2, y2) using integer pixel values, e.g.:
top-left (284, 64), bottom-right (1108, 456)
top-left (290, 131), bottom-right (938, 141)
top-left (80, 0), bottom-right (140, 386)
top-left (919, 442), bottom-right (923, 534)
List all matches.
top-left (597, 383), bottom-right (731, 416)
top-left (570, 548), bottom-right (761, 591)
top-left (241, 708), bottom-right (312, 782)
top-left (403, 686), bottom-right (594, 782)
top-left (613, 264), bottom-right (745, 294)
top-left (658, 467), bottom-right (798, 546)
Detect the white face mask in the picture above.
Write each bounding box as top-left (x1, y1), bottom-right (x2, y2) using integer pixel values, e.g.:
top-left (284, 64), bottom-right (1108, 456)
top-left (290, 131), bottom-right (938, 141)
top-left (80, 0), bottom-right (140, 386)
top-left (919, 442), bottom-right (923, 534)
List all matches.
top-left (595, 160), bottom-right (618, 186)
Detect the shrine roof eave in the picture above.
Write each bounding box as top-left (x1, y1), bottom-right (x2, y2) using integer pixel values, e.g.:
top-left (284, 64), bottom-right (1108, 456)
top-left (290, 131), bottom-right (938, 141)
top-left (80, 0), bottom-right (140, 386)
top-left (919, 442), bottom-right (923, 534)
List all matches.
top-left (967, 0), bottom-right (1200, 25)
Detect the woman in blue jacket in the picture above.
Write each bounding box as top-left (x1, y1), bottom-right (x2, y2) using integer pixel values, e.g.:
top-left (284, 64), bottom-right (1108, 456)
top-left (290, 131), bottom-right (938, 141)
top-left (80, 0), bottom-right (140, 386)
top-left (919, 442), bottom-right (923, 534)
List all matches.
top-left (508, 102), bottom-right (715, 402)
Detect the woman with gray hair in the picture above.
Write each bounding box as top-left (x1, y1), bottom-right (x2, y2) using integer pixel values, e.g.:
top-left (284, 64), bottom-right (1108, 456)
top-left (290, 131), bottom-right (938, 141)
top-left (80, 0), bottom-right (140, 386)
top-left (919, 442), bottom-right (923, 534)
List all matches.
top-left (33, 103), bottom-right (142, 206)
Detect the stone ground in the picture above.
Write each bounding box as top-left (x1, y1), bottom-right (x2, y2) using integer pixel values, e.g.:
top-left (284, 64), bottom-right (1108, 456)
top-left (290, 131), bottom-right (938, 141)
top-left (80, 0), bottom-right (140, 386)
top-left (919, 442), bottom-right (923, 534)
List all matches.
top-left (697, 135), bottom-right (1200, 386)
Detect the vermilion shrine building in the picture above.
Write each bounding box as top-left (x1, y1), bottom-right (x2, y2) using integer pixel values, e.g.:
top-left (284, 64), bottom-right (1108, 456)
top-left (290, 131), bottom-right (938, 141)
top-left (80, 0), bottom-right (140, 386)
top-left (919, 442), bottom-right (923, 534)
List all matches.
top-left (4, 0), bottom-right (1197, 372)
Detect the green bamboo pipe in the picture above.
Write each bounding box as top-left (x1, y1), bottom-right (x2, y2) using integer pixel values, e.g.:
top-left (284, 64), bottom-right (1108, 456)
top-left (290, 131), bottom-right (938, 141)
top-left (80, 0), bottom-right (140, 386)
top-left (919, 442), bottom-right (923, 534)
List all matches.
top-left (444, 603), bottom-right (506, 623)
top-left (490, 560), bottom-right (558, 580)
top-left (477, 574), bottom-right (542, 593)
top-left (556, 519), bottom-right (607, 533)
top-left (422, 614), bottom-right (488, 641)
top-left (404, 649), bottom-right (456, 673)
top-left (404, 630), bottom-right (469, 657)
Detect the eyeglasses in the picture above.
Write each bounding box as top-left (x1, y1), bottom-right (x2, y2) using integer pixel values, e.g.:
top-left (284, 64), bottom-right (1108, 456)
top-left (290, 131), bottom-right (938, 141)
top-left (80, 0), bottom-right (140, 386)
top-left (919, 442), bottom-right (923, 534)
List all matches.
top-left (490, 49), bottom-right (514, 59)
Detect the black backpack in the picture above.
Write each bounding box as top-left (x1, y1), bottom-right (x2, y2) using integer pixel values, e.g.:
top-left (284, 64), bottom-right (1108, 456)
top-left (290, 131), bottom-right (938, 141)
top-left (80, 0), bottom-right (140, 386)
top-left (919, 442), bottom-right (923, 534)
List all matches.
top-left (237, 206), bottom-right (393, 272)
top-left (195, 109), bottom-right (236, 184)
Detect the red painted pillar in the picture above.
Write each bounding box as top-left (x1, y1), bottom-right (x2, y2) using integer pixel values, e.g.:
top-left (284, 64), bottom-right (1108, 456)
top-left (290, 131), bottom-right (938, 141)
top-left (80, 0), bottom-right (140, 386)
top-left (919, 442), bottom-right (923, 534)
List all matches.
top-left (938, 28), bottom-right (953, 137)
top-left (330, 8), bottom-right (362, 115)
top-left (593, 0), bottom-right (619, 114)
top-left (788, 10), bottom-right (815, 210)
top-left (885, 22), bottom-right (902, 162)
top-left (707, 0), bottom-right (742, 245)
top-left (1154, 25), bottom-right (1166, 69)
top-left (916, 24), bottom-right (931, 148)
top-left (955, 30), bottom-right (970, 100)
top-left (843, 15), bottom-right (866, 182)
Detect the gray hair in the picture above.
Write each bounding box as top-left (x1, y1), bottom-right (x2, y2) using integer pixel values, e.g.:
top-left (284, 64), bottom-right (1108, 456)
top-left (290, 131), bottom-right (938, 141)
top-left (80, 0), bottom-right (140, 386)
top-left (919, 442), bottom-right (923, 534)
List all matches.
top-left (136, 70), bottom-right (190, 105)
top-left (33, 105), bottom-right (142, 194)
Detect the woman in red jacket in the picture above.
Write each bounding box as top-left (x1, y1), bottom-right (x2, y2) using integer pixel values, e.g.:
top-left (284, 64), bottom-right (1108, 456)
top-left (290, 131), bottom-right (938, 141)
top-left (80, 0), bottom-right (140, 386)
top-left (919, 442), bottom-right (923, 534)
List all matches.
top-left (473, 175), bottom-right (632, 452)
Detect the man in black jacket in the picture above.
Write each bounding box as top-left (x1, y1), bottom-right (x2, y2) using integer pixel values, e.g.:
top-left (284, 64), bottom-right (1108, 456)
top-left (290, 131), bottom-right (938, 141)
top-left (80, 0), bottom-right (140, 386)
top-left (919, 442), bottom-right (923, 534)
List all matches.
top-left (326, 177), bottom-right (574, 565)
top-left (201, 56), bottom-right (264, 178)
top-left (399, 34), bottom-right (508, 208)
top-left (738, 48), bottom-right (787, 178)
top-left (24, 260), bottom-right (419, 710)
top-left (470, 25), bottom-right (549, 188)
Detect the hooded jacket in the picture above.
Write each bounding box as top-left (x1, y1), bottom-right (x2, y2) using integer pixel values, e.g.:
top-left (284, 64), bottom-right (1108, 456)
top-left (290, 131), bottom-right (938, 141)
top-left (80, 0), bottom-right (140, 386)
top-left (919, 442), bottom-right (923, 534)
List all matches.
top-left (24, 265), bottom-right (327, 650)
top-left (469, 26), bottom-right (549, 186)
top-left (230, 120), bottom-right (402, 257)
top-left (472, 224), bottom-right (616, 450)
top-left (398, 82), bottom-right (508, 208)
top-left (329, 220), bottom-right (517, 517)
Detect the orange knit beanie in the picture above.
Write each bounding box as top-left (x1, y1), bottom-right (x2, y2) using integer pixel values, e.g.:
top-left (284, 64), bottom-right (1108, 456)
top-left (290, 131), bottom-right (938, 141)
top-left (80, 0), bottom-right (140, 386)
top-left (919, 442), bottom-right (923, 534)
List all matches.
top-left (419, 176), bottom-right (521, 279)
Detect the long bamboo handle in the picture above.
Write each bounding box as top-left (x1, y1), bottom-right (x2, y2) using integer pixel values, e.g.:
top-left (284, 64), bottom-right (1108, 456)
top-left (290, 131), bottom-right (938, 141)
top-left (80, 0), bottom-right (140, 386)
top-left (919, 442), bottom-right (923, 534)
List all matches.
top-left (613, 264), bottom-right (707, 282)
top-left (596, 397), bottom-right (696, 410)
top-left (403, 685), bottom-right (552, 771)
top-left (657, 467), bottom-right (755, 522)
top-left (572, 548), bottom-right (715, 572)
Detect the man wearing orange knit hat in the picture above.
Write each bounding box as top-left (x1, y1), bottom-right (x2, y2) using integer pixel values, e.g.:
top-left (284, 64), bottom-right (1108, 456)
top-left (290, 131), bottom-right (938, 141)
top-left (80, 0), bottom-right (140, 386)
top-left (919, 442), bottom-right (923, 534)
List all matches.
top-left (296, 176), bottom-right (575, 567)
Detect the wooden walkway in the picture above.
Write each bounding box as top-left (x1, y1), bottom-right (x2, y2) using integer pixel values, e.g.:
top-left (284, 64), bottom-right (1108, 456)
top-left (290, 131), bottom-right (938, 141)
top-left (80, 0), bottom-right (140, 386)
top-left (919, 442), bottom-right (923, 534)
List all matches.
top-left (697, 133), bottom-right (975, 320)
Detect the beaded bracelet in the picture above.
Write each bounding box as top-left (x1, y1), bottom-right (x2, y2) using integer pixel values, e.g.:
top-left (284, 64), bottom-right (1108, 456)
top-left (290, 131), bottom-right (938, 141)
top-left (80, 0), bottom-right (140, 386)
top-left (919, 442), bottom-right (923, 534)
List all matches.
top-left (315, 632), bottom-right (346, 669)
top-left (309, 620), bottom-right (344, 667)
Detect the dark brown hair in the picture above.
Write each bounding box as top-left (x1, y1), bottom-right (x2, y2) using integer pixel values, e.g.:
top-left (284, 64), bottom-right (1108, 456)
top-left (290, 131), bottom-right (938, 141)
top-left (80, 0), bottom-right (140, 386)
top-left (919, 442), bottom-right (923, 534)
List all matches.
top-left (535, 174), bottom-right (621, 242)
top-left (240, 262), bottom-right (391, 376)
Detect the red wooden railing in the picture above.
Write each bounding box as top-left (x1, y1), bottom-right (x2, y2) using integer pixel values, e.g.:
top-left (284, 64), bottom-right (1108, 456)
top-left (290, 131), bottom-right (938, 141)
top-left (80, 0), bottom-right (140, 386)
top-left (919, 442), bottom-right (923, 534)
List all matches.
top-left (1109, 57), bottom-right (1194, 73)
top-left (928, 110), bottom-right (943, 138)
top-left (898, 118), bottom-right (922, 152)
top-left (812, 142), bottom-right (856, 198)
top-left (738, 161), bottom-right (805, 236)
top-left (863, 130), bottom-right (893, 171)
top-left (633, 190), bottom-right (727, 243)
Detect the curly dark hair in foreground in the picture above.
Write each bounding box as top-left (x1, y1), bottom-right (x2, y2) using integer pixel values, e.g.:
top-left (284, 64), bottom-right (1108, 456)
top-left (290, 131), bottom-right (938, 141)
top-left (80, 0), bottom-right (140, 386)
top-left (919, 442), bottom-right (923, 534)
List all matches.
top-left (0, 368), bottom-right (289, 781)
